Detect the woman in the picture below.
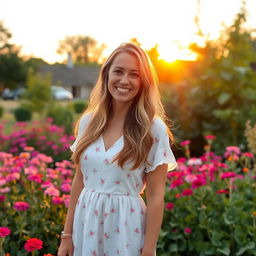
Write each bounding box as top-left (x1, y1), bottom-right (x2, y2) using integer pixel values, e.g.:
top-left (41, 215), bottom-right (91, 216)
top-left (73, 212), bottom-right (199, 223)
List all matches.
top-left (58, 42), bottom-right (177, 256)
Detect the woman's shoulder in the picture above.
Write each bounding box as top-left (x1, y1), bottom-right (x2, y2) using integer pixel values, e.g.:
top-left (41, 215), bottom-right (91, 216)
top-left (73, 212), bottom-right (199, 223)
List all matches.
top-left (151, 116), bottom-right (168, 133)
top-left (79, 112), bottom-right (92, 127)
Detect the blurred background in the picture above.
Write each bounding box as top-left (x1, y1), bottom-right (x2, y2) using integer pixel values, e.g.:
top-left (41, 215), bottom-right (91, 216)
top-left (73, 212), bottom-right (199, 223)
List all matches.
top-left (1, 0), bottom-right (256, 156)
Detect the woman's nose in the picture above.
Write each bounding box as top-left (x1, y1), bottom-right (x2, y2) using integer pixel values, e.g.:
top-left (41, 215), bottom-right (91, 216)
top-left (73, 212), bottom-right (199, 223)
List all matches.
top-left (120, 75), bottom-right (129, 84)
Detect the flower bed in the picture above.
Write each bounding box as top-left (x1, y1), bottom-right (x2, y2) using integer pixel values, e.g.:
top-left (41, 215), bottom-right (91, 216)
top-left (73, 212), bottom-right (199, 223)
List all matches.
top-left (158, 137), bottom-right (256, 256)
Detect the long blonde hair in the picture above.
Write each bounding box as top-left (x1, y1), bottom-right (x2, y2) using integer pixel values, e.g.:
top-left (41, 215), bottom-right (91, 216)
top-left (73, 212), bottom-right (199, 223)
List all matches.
top-left (72, 42), bottom-right (174, 170)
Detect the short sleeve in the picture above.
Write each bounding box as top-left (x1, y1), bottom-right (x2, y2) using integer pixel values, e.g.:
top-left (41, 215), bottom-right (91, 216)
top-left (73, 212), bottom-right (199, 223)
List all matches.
top-left (145, 118), bottom-right (177, 173)
top-left (70, 113), bottom-right (91, 152)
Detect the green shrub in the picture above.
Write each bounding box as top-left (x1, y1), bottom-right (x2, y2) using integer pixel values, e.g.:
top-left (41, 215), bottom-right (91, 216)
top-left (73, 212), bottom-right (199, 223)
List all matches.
top-left (13, 107), bottom-right (32, 121)
top-left (0, 106), bottom-right (3, 118)
top-left (73, 100), bottom-right (88, 114)
top-left (46, 104), bottom-right (74, 134)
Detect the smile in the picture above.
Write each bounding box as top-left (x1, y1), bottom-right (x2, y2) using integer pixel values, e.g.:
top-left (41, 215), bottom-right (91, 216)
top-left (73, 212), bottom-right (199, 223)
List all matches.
top-left (115, 87), bottom-right (131, 92)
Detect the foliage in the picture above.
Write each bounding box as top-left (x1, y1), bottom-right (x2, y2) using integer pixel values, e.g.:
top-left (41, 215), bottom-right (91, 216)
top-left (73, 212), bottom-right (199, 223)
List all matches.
top-left (57, 35), bottom-right (106, 64)
top-left (0, 119), bottom-right (75, 163)
top-left (13, 107), bottom-right (32, 122)
top-left (163, 8), bottom-right (256, 155)
top-left (0, 151), bottom-right (73, 255)
top-left (158, 137), bottom-right (256, 256)
top-left (0, 21), bottom-right (27, 89)
top-left (46, 104), bottom-right (74, 134)
top-left (0, 106), bottom-right (3, 119)
top-left (22, 69), bottom-right (52, 114)
top-left (245, 121), bottom-right (256, 154)
top-left (72, 100), bottom-right (88, 114)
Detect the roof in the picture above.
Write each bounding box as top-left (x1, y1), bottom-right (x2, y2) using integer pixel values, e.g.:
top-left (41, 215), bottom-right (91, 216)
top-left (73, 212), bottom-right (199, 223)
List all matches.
top-left (38, 64), bottom-right (100, 87)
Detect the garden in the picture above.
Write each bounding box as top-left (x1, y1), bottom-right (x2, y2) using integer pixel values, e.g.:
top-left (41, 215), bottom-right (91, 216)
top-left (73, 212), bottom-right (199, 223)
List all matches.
top-left (1, 6), bottom-right (256, 256)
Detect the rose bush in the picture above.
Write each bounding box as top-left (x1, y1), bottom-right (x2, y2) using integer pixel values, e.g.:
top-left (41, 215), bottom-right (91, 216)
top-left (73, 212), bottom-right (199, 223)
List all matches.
top-left (0, 118), bottom-right (75, 162)
top-left (0, 149), bottom-right (74, 255)
top-left (158, 136), bottom-right (256, 256)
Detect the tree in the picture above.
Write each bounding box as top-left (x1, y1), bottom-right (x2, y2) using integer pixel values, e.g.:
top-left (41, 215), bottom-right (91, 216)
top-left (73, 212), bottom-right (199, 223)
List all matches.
top-left (22, 69), bottom-right (52, 114)
top-left (0, 21), bottom-right (27, 89)
top-left (165, 5), bottom-right (256, 153)
top-left (57, 35), bottom-right (105, 64)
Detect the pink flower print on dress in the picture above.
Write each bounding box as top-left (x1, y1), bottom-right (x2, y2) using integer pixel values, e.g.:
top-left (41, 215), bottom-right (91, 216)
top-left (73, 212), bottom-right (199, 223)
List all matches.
top-left (163, 150), bottom-right (167, 158)
top-left (116, 249), bottom-right (121, 255)
top-left (100, 178), bottom-right (105, 185)
top-left (125, 243), bottom-right (130, 248)
top-left (141, 209), bottom-right (145, 215)
top-left (88, 230), bottom-right (95, 236)
top-left (154, 137), bottom-right (159, 143)
top-left (104, 232), bottom-right (110, 239)
top-left (91, 251), bottom-right (97, 256)
top-left (83, 203), bottom-right (86, 209)
top-left (134, 228), bottom-right (140, 234)
top-left (104, 212), bottom-right (109, 218)
top-left (130, 207), bottom-right (135, 214)
top-left (84, 154), bottom-right (88, 160)
top-left (114, 227), bottom-right (120, 233)
top-left (127, 173), bottom-right (132, 178)
top-left (110, 208), bottom-right (117, 213)
top-left (94, 209), bottom-right (99, 216)
top-left (96, 147), bottom-right (100, 152)
top-left (114, 179), bottom-right (121, 185)
top-left (92, 168), bottom-right (97, 173)
top-left (104, 158), bottom-right (109, 165)
top-left (135, 183), bottom-right (140, 189)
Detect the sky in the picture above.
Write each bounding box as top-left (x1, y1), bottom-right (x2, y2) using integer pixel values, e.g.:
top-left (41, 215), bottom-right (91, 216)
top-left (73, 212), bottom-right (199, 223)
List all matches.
top-left (1, 0), bottom-right (256, 63)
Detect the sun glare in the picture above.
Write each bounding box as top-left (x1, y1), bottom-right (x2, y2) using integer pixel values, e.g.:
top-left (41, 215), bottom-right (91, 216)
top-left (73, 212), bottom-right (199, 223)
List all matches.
top-left (158, 43), bottom-right (197, 63)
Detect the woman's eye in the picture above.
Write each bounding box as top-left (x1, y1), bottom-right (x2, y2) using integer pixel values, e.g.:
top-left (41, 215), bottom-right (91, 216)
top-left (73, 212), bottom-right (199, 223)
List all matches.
top-left (114, 70), bottom-right (122, 74)
top-left (130, 73), bottom-right (139, 78)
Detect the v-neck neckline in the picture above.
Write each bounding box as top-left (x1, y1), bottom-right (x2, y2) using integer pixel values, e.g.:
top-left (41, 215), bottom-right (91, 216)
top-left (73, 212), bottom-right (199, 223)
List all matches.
top-left (100, 134), bottom-right (123, 153)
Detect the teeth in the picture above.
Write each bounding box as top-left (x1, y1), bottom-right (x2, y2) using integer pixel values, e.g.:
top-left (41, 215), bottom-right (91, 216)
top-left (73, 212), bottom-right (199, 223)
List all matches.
top-left (116, 87), bottom-right (130, 92)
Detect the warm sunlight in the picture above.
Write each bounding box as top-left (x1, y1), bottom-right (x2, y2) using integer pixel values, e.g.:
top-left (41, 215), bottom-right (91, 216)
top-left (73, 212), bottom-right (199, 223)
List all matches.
top-left (157, 43), bottom-right (198, 63)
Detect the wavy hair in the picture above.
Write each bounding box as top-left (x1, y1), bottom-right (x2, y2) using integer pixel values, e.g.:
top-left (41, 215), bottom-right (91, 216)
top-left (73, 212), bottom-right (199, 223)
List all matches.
top-left (71, 42), bottom-right (174, 170)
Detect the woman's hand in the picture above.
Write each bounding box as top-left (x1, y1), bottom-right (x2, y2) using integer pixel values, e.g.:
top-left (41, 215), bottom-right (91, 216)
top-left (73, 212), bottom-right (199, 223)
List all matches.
top-left (57, 238), bottom-right (74, 256)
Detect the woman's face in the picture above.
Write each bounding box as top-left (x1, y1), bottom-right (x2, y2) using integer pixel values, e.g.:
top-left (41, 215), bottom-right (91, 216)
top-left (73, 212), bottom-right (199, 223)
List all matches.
top-left (107, 52), bottom-right (141, 105)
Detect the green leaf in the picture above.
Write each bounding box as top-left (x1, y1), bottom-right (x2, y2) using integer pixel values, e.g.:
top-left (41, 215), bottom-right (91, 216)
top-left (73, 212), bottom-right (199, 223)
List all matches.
top-left (236, 247), bottom-right (247, 255)
top-left (217, 247), bottom-right (231, 255)
top-left (218, 92), bottom-right (231, 105)
top-left (168, 243), bottom-right (178, 252)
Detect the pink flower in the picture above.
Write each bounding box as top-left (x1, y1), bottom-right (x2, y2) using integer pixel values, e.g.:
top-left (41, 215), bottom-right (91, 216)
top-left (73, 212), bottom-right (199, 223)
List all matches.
top-left (0, 227), bottom-right (11, 237)
top-left (165, 202), bottom-right (174, 210)
top-left (187, 158), bottom-right (202, 166)
top-left (24, 238), bottom-right (43, 252)
top-left (61, 183), bottom-right (71, 193)
top-left (0, 187), bottom-right (10, 193)
top-left (220, 172), bottom-right (236, 179)
top-left (28, 174), bottom-right (42, 184)
top-left (14, 201), bottom-right (30, 211)
top-left (216, 189), bottom-right (229, 194)
top-left (52, 196), bottom-right (63, 205)
top-left (242, 152), bottom-right (254, 158)
top-left (204, 135), bottom-right (216, 140)
top-left (44, 186), bottom-right (60, 197)
top-left (225, 146), bottom-right (241, 155)
top-left (181, 188), bottom-right (193, 196)
top-left (180, 140), bottom-right (191, 146)
top-left (62, 194), bottom-right (70, 208)
top-left (184, 227), bottom-right (192, 234)
top-left (0, 195), bottom-right (5, 202)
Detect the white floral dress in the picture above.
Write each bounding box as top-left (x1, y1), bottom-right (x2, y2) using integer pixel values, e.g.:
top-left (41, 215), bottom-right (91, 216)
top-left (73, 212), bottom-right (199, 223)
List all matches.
top-left (70, 114), bottom-right (177, 256)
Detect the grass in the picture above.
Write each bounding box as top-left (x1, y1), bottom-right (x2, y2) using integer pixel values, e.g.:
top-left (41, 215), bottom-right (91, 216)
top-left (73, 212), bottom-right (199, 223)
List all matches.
top-left (0, 99), bottom-right (80, 134)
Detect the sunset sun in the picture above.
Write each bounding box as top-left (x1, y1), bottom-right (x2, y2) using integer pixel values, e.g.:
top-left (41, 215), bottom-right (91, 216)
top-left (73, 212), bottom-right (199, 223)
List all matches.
top-left (158, 43), bottom-right (197, 63)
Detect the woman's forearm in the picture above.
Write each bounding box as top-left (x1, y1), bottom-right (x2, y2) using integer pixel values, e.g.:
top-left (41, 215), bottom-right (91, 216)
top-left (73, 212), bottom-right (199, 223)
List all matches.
top-left (143, 196), bottom-right (164, 253)
top-left (63, 167), bottom-right (84, 234)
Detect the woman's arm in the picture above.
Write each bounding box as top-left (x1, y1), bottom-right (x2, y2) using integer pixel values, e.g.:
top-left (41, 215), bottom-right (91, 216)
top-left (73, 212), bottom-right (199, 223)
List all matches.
top-left (57, 166), bottom-right (84, 256)
top-left (142, 163), bottom-right (168, 256)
